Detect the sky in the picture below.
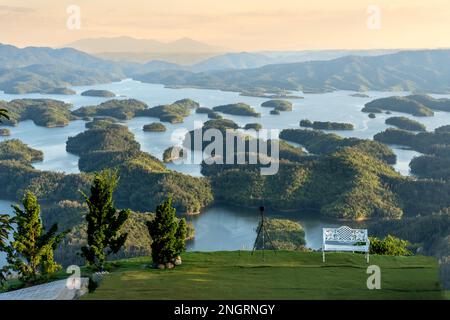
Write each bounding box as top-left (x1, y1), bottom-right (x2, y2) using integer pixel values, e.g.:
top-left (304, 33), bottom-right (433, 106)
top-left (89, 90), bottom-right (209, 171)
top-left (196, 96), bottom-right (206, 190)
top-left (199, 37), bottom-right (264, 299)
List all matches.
top-left (0, 0), bottom-right (450, 51)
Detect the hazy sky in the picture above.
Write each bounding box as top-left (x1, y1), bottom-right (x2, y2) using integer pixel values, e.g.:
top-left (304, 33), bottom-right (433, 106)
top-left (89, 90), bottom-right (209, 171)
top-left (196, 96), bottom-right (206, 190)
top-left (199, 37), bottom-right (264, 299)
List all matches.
top-left (1, 0), bottom-right (450, 50)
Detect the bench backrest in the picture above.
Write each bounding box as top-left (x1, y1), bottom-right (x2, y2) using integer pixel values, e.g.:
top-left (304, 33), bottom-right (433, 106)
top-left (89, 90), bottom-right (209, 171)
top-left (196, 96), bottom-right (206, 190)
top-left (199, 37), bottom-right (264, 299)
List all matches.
top-left (323, 226), bottom-right (368, 243)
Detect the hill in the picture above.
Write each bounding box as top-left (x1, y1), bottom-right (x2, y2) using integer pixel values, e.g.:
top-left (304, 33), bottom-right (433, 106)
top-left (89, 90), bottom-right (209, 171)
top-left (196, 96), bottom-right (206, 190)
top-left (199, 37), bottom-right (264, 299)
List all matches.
top-left (83, 251), bottom-right (445, 300)
top-left (135, 50), bottom-right (450, 94)
top-left (0, 43), bottom-right (124, 94)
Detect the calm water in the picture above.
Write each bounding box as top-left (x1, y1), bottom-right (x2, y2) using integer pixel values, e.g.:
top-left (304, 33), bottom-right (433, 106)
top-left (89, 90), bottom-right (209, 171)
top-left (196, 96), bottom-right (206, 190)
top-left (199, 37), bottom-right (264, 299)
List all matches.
top-left (2, 79), bottom-right (450, 265)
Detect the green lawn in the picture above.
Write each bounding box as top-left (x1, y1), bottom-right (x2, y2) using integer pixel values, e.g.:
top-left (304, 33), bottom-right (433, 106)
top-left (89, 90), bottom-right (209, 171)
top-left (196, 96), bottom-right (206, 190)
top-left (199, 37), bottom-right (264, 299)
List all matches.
top-left (84, 251), bottom-right (446, 300)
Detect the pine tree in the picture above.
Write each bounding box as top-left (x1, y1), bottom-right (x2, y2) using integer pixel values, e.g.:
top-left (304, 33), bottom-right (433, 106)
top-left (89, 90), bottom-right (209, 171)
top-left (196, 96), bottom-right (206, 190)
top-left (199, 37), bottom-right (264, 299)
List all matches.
top-left (7, 192), bottom-right (68, 284)
top-left (81, 169), bottom-right (131, 271)
top-left (147, 197), bottom-right (186, 266)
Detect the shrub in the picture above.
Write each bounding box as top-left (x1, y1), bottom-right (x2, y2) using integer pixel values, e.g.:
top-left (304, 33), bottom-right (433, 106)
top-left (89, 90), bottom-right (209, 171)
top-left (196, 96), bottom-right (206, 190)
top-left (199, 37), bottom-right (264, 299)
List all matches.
top-left (369, 235), bottom-right (412, 256)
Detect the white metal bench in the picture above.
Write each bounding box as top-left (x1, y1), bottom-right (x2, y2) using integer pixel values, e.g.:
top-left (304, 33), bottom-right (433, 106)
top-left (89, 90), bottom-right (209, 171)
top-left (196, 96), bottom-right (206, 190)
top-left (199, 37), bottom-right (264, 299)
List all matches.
top-left (322, 226), bottom-right (370, 263)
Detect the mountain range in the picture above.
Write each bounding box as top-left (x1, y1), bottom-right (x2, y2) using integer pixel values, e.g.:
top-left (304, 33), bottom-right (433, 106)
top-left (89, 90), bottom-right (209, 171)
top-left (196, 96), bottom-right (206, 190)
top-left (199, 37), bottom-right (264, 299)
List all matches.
top-left (1, 42), bottom-right (450, 95)
top-left (135, 49), bottom-right (450, 94)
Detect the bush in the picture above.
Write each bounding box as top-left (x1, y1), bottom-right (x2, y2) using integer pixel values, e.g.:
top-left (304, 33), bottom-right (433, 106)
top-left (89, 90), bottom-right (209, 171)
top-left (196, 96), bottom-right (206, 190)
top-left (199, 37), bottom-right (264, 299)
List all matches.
top-left (369, 235), bottom-right (412, 256)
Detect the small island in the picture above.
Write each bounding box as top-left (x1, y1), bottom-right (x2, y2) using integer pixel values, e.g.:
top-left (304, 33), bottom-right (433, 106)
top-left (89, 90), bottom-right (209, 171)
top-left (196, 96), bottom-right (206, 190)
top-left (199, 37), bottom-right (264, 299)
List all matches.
top-left (196, 107), bottom-right (214, 114)
top-left (244, 123), bottom-right (262, 131)
top-left (385, 116), bottom-right (426, 132)
top-left (73, 99), bottom-right (148, 120)
top-left (81, 89), bottom-right (116, 97)
top-left (208, 112), bottom-right (222, 119)
top-left (299, 119), bottom-right (354, 130)
top-left (261, 100), bottom-right (293, 112)
top-left (368, 113), bottom-right (376, 119)
top-left (213, 103), bottom-right (260, 117)
top-left (143, 122), bottom-right (167, 132)
top-left (0, 128), bottom-right (10, 136)
top-left (350, 93), bottom-right (370, 98)
top-left (141, 99), bottom-right (199, 124)
top-left (270, 110), bottom-right (280, 115)
top-left (364, 96), bottom-right (435, 117)
top-left (163, 146), bottom-right (184, 163)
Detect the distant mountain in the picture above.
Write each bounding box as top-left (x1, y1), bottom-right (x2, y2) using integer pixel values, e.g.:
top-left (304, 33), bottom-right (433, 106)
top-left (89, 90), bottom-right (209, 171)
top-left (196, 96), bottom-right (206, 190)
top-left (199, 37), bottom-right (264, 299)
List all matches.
top-left (190, 52), bottom-right (274, 72)
top-left (135, 49), bottom-right (450, 94)
top-left (66, 36), bottom-right (225, 54)
top-left (0, 43), bottom-right (124, 94)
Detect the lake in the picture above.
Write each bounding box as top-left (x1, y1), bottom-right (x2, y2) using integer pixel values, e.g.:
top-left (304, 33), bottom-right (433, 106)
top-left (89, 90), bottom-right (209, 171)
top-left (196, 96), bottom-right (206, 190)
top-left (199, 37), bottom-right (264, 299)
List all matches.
top-left (1, 79), bottom-right (450, 266)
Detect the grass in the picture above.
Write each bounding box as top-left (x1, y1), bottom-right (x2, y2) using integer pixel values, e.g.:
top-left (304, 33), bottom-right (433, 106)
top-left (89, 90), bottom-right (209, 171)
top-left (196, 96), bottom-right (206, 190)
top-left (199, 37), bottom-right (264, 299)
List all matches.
top-left (83, 251), bottom-right (446, 300)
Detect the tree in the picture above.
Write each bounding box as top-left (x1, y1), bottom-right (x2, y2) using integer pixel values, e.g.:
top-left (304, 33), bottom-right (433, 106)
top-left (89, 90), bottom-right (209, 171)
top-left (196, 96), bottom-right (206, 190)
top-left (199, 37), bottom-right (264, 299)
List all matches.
top-left (81, 169), bottom-right (130, 271)
top-left (0, 108), bottom-right (9, 123)
top-left (7, 192), bottom-right (68, 284)
top-left (146, 197), bottom-right (186, 266)
top-left (174, 218), bottom-right (187, 257)
top-left (0, 214), bottom-right (12, 286)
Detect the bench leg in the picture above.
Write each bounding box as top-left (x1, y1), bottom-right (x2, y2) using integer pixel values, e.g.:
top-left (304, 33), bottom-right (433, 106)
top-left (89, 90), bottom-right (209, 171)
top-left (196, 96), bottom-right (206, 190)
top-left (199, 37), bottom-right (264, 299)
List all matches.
top-left (322, 248), bottom-right (325, 263)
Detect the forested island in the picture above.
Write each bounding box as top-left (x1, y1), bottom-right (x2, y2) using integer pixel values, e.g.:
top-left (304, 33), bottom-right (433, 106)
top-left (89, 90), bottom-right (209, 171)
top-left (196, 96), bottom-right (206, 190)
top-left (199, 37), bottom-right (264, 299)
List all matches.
top-left (261, 100), bottom-right (293, 112)
top-left (299, 120), bottom-right (354, 130)
top-left (143, 122), bottom-right (166, 132)
top-left (374, 125), bottom-right (450, 180)
top-left (81, 89), bottom-right (116, 97)
top-left (385, 116), bottom-right (426, 132)
top-left (212, 103), bottom-right (260, 117)
top-left (0, 128), bottom-right (10, 136)
top-left (364, 94), bottom-right (450, 117)
top-left (0, 99), bottom-right (76, 127)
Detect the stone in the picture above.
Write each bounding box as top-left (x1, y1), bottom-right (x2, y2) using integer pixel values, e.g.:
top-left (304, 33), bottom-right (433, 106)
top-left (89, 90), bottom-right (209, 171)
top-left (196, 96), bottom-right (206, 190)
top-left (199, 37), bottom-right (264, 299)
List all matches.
top-left (174, 256), bottom-right (182, 266)
top-left (157, 263), bottom-right (166, 270)
top-left (165, 262), bottom-right (175, 269)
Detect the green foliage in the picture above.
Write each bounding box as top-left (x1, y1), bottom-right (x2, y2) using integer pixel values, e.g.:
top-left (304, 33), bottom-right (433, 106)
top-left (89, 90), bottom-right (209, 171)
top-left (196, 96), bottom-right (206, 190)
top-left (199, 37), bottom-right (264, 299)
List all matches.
top-left (261, 100), bottom-right (292, 111)
top-left (143, 122), bottom-right (166, 132)
top-left (162, 146), bottom-right (184, 163)
top-left (410, 155), bottom-right (450, 179)
top-left (365, 96), bottom-right (434, 117)
top-left (369, 235), bottom-right (412, 256)
top-left (299, 120), bottom-right (354, 130)
top-left (80, 170), bottom-right (131, 270)
top-left (280, 129), bottom-right (396, 164)
top-left (203, 147), bottom-right (403, 220)
top-left (0, 99), bottom-right (76, 127)
top-left (6, 191), bottom-right (68, 284)
top-left (0, 108), bottom-right (9, 122)
top-left (0, 214), bottom-right (12, 286)
top-left (139, 99), bottom-right (198, 123)
top-left (72, 99), bottom-right (148, 120)
top-left (0, 139), bottom-right (44, 163)
top-left (146, 197), bottom-right (186, 265)
top-left (81, 90), bottom-right (115, 97)
top-left (361, 106), bottom-right (383, 113)
top-left (244, 123), bottom-right (262, 131)
top-left (385, 116), bottom-right (426, 132)
top-left (85, 117), bottom-right (118, 129)
top-left (255, 218), bottom-right (306, 250)
top-left (196, 107), bottom-right (214, 114)
top-left (213, 103), bottom-right (260, 117)
top-left (208, 112), bottom-right (222, 119)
